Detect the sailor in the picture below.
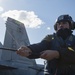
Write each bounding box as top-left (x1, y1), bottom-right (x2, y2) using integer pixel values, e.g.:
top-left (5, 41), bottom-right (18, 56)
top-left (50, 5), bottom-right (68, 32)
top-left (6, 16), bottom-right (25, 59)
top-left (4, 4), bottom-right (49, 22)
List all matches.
top-left (17, 14), bottom-right (75, 75)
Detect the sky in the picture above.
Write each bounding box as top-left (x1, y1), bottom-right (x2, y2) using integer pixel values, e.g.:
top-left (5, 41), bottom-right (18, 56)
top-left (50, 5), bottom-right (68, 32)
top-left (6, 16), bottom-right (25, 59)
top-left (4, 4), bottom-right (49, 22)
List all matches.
top-left (0, 0), bottom-right (75, 65)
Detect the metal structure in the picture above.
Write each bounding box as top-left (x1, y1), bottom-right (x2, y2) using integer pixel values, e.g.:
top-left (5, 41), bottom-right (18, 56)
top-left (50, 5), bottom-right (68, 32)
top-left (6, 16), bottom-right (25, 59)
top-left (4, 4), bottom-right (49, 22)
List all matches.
top-left (0, 17), bottom-right (44, 75)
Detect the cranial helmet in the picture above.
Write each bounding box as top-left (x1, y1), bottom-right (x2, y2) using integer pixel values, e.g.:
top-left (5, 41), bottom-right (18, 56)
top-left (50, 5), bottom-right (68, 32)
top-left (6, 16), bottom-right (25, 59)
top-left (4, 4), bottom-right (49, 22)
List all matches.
top-left (54, 14), bottom-right (74, 30)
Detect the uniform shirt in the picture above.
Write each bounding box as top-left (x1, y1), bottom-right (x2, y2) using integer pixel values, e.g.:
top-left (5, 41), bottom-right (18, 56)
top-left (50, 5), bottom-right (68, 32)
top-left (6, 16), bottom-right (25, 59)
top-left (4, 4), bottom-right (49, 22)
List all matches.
top-left (27, 33), bottom-right (75, 75)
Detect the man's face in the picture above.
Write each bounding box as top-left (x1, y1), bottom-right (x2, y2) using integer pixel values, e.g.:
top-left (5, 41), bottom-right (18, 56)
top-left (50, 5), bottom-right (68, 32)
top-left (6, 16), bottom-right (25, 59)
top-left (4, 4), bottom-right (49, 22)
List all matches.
top-left (56, 21), bottom-right (70, 31)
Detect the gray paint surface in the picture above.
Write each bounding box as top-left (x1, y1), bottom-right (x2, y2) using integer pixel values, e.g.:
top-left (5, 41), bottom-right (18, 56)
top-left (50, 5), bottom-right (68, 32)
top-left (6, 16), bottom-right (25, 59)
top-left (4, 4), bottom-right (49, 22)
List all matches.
top-left (0, 17), bottom-right (44, 75)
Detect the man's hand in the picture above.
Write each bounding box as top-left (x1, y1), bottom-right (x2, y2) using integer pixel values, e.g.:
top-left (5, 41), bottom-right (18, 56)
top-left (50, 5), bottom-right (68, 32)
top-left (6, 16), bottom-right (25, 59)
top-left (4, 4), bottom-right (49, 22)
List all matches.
top-left (17, 46), bottom-right (32, 57)
top-left (40, 50), bottom-right (59, 60)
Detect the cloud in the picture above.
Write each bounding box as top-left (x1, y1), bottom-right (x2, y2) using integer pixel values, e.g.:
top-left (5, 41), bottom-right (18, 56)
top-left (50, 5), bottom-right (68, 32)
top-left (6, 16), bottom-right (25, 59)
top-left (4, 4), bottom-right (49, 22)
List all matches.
top-left (1, 10), bottom-right (44, 28)
top-left (0, 7), bottom-right (4, 12)
top-left (47, 27), bottom-right (51, 30)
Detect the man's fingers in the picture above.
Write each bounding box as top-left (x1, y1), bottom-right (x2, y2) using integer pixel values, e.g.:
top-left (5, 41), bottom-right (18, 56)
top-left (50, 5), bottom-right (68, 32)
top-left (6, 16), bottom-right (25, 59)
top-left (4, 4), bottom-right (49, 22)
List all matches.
top-left (40, 52), bottom-right (47, 58)
top-left (17, 49), bottom-right (30, 57)
top-left (17, 46), bottom-right (32, 57)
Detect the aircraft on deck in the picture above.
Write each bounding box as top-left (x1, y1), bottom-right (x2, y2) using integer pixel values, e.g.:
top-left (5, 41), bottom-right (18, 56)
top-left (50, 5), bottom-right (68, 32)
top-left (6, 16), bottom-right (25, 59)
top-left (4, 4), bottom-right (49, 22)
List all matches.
top-left (0, 17), bottom-right (44, 75)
